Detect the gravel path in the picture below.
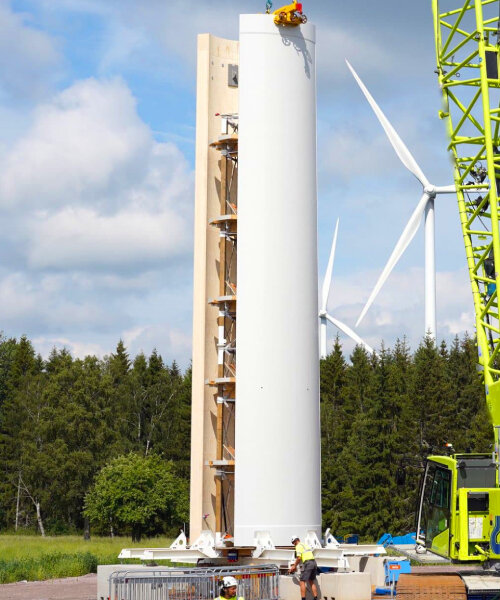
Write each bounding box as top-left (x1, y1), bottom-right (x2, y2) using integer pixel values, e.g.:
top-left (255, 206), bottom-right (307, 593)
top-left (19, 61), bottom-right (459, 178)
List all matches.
top-left (0, 573), bottom-right (96, 600)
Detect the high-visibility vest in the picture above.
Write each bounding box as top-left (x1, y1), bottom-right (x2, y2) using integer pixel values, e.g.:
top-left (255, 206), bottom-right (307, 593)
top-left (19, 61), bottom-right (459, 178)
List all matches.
top-left (295, 542), bottom-right (315, 562)
top-left (217, 596), bottom-right (245, 600)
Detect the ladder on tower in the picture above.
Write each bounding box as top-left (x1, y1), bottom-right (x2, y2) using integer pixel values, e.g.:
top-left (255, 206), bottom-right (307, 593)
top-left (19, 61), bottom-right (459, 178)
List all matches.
top-left (206, 114), bottom-right (239, 540)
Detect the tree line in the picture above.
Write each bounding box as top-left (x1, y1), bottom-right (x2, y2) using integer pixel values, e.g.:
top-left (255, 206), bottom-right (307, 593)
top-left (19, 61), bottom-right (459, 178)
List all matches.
top-left (321, 334), bottom-right (492, 540)
top-left (0, 336), bottom-right (190, 537)
top-left (0, 332), bottom-right (492, 540)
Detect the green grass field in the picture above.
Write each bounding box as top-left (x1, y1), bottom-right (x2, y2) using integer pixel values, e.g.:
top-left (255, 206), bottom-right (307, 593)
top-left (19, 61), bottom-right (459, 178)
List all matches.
top-left (0, 535), bottom-right (172, 583)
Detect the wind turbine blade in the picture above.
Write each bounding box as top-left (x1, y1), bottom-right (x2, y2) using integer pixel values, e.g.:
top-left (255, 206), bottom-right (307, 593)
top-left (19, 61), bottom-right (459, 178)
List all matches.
top-left (321, 218), bottom-right (340, 312)
top-left (356, 192), bottom-right (430, 327)
top-left (346, 60), bottom-right (430, 188)
top-left (325, 313), bottom-right (375, 355)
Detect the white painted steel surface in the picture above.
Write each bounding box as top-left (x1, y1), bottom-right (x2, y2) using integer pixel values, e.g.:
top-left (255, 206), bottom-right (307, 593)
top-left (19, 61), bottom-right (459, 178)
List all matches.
top-left (424, 198), bottom-right (436, 339)
top-left (235, 14), bottom-right (321, 546)
top-left (319, 317), bottom-right (327, 359)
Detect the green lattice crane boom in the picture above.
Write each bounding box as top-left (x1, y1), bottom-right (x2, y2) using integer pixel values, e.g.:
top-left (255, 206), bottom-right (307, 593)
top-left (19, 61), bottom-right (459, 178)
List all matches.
top-left (435, 0), bottom-right (500, 427)
top-left (414, 0), bottom-right (500, 563)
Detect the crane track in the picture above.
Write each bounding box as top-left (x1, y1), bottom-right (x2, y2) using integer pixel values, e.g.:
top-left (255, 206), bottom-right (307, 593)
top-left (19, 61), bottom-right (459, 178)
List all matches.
top-left (395, 574), bottom-right (467, 599)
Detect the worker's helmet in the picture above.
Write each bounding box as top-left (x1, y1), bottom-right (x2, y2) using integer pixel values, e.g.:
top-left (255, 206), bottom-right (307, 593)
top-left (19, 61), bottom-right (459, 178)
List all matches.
top-left (222, 576), bottom-right (238, 588)
top-left (291, 535), bottom-right (300, 544)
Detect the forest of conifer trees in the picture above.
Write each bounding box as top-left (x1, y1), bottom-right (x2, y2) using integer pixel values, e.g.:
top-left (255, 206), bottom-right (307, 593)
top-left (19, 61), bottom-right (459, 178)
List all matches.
top-left (321, 334), bottom-right (492, 540)
top-left (0, 332), bottom-right (492, 540)
top-left (0, 335), bottom-right (191, 537)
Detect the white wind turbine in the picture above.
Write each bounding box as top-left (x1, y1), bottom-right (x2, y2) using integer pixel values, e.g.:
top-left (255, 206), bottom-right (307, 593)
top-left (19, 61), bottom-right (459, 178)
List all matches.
top-left (319, 218), bottom-right (375, 358)
top-left (346, 60), bottom-right (457, 339)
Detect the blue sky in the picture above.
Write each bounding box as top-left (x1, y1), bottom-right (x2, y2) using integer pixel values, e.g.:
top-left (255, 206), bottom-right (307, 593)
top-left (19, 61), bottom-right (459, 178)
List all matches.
top-left (0, 0), bottom-right (473, 367)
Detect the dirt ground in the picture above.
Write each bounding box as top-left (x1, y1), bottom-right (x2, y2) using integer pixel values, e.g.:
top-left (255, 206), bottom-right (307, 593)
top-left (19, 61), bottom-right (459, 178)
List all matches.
top-left (0, 573), bottom-right (97, 600)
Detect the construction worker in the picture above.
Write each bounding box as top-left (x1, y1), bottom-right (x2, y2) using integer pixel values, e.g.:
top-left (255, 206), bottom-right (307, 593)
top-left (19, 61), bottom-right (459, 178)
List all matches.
top-left (289, 536), bottom-right (318, 600)
top-left (218, 576), bottom-right (244, 600)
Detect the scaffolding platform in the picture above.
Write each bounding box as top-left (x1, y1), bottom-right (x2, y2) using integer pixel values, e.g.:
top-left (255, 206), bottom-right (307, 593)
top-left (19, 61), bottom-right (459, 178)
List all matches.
top-left (209, 214), bottom-right (238, 227)
top-left (207, 459), bottom-right (235, 467)
top-left (209, 295), bottom-right (237, 306)
top-left (210, 134), bottom-right (239, 149)
top-left (206, 377), bottom-right (236, 386)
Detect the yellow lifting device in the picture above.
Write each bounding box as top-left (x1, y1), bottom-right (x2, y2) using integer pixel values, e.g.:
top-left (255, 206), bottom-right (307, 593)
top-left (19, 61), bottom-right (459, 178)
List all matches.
top-left (272, 2), bottom-right (307, 27)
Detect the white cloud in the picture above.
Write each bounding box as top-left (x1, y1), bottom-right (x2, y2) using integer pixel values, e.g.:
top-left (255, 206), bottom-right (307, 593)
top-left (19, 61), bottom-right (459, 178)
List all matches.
top-left (0, 72), bottom-right (194, 362)
top-left (123, 323), bottom-right (192, 365)
top-left (32, 0), bottom-right (239, 74)
top-left (323, 266), bottom-right (474, 355)
top-left (0, 272), bottom-right (118, 332)
top-left (27, 205), bottom-right (189, 271)
top-left (117, 1), bottom-right (239, 69)
top-left (0, 3), bottom-right (61, 102)
top-left (32, 336), bottom-right (107, 359)
top-left (443, 312), bottom-right (475, 336)
top-left (76, 271), bottom-right (160, 292)
top-left (374, 311), bottom-right (394, 327)
top-left (316, 25), bottom-right (393, 90)
top-left (98, 23), bottom-right (148, 75)
top-left (0, 78), bottom-right (152, 208)
top-left (0, 77), bottom-right (193, 273)
top-left (122, 325), bottom-right (146, 349)
top-left (319, 125), bottom-right (399, 181)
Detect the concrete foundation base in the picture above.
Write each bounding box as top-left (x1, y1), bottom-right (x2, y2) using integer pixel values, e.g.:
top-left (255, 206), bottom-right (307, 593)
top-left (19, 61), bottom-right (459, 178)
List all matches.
top-left (97, 565), bottom-right (161, 600)
top-left (279, 574), bottom-right (322, 600)
top-left (320, 573), bottom-right (371, 600)
top-left (347, 555), bottom-right (387, 588)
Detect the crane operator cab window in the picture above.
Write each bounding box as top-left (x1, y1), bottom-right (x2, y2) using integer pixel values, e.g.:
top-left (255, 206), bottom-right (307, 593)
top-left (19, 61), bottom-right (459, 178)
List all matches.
top-left (419, 462), bottom-right (451, 551)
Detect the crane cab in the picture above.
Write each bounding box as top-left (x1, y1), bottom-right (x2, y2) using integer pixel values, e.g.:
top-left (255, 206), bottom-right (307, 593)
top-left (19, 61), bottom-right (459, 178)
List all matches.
top-left (416, 454), bottom-right (500, 562)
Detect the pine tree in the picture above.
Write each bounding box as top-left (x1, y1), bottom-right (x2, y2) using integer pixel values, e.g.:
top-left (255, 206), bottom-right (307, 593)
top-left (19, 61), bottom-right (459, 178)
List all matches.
top-left (388, 338), bottom-right (419, 532)
top-left (410, 335), bottom-right (452, 457)
top-left (109, 340), bottom-right (131, 383)
top-left (324, 345), bottom-right (377, 536)
top-left (164, 363), bottom-right (191, 477)
top-left (105, 340), bottom-right (133, 443)
top-left (0, 335), bottom-right (18, 413)
top-left (450, 334), bottom-right (492, 452)
top-left (127, 353), bottom-right (149, 449)
top-left (321, 337), bottom-right (347, 527)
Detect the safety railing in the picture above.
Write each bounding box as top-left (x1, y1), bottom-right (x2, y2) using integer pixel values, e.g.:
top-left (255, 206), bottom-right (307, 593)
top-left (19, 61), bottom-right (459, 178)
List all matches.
top-left (108, 564), bottom-right (280, 600)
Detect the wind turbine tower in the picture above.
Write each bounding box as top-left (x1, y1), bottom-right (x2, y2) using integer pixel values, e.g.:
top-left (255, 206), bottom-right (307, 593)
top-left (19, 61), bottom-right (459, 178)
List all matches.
top-left (236, 13), bottom-right (321, 546)
top-left (190, 7), bottom-right (322, 547)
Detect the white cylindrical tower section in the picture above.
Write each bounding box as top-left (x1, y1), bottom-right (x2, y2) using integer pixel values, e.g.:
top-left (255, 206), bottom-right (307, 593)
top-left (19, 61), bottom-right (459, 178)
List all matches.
top-left (235, 14), bottom-right (321, 547)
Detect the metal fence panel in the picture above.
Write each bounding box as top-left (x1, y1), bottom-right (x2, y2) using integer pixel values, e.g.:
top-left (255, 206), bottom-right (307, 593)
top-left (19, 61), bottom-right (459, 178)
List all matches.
top-left (109, 565), bottom-right (280, 600)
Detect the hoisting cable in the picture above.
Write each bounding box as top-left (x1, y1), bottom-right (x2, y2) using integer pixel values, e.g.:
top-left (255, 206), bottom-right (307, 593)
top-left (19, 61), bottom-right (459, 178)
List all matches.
top-left (266, 1), bottom-right (272, 14)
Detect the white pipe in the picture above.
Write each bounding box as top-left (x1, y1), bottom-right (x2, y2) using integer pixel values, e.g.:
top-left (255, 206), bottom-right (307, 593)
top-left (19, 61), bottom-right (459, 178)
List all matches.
top-left (424, 197), bottom-right (436, 340)
top-left (218, 309), bottom-right (225, 365)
